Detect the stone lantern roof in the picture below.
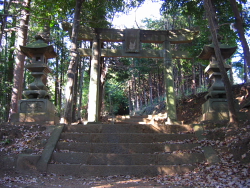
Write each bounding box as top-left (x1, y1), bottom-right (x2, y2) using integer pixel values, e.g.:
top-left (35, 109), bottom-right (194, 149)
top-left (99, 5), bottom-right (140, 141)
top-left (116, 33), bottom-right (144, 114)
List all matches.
top-left (20, 35), bottom-right (57, 59)
top-left (198, 43), bottom-right (237, 60)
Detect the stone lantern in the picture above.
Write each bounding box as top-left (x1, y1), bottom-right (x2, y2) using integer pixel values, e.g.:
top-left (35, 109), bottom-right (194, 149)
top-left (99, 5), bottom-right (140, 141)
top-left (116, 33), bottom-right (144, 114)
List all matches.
top-left (198, 43), bottom-right (237, 121)
top-left (17, 35), bottom-right (59, 124)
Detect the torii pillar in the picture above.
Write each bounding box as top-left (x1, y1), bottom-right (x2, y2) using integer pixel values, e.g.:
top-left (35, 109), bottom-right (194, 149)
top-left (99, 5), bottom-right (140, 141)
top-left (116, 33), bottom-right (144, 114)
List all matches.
top-left (66, 27), bottom-right (199, 123)
top-left (87, 33), bottom-right (101, 123)
top-left (164, 40), bottom-right (177, 123)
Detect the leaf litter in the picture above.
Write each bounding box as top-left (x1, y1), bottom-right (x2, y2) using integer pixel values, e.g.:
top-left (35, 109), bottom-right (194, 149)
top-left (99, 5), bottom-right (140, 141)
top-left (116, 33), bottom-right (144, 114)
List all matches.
top-left (0, 122), bottom-right (249, 187)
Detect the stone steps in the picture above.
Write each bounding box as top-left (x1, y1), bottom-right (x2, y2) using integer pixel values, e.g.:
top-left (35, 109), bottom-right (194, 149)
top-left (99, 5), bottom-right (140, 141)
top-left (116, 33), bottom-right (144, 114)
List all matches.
top-left (51, 152), bottom-right (204, 165)
top-left (59, 132), bottom-right (195, 143)
top-left (45, 117), bottom-right (205, 177)
top-left (46, 164), bottom-right (196, 177)
top-left (115, 115), bottom-right (171, 125)
top-left (63, 124), bottom-right (193, 133)
top-left (56, 142), bottom-right (200, 153)
top-left (17, 118), bottom-right (220, 177)
top-left (115, 115), bottom-right (149, 124)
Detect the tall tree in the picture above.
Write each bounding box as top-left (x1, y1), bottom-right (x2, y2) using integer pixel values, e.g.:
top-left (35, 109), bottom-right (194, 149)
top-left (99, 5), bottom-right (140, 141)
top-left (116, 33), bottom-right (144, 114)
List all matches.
top-left (9, 0), bottom-right (31, 119)
top-left (0, 0), bottom-right (13, 49)
top-left (63, 0), bottom-right (84, 124)
top-left (229, 0), bottom-right (250, 80)
top-left (204, 0), bottom-right (239, 126)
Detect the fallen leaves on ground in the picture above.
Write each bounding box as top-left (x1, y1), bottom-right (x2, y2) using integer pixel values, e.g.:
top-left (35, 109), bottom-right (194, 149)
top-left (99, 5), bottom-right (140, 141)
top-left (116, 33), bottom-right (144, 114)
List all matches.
top-left (0, 124), bottom-right (50, 155)
top-left (0, 123), bottom-right (249, 187)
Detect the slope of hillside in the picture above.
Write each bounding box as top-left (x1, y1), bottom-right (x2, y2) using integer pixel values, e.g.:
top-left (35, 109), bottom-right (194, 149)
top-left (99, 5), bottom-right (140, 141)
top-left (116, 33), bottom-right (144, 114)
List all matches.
top-left (140, 83), bottom-right (250, 124)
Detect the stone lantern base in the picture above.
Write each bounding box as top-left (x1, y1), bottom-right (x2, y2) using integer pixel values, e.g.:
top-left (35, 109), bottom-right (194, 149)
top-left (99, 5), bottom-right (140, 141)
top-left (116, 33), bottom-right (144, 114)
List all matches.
top-left (10, 99), bottom-right (59, 124)
top-left (199, 98), bottom-right (247, 121)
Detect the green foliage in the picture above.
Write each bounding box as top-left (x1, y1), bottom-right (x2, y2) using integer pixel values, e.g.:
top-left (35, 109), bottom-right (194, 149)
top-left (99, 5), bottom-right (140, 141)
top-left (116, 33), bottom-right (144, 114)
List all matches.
top-left (1, 0), bottom-right (249, 121)
top-left (142, 18), bottom-right (166, 30)
top-left (159, 0), bottom-right (242, 79)
top-left (160, 0), bottom-right (242, 46)
top-left (104, 79), bottom-right (128, 115)
top-left (82, 0), bottom-right (110, 28)
top-left (30, 0), bottom-right (74, 27)
top-left (107, 57), bottom-right (130, 82)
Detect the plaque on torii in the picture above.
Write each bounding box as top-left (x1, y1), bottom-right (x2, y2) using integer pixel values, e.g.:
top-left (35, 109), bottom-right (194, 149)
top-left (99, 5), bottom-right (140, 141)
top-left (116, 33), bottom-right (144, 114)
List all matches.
top-left (125, 29), bottom-right (140, 53)
top-left (63, 24), bottom-right (198, 123)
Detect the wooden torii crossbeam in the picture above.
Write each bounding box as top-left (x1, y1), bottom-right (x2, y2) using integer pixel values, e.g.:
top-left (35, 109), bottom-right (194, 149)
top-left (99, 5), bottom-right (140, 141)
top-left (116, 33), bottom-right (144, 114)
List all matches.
top-left (63, 24), bottom-right (198, 123)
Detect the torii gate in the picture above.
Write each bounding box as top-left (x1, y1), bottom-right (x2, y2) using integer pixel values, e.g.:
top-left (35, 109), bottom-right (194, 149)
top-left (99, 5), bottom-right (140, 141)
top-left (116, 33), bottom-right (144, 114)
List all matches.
top-left (63, 24), bottom-right (198, 123)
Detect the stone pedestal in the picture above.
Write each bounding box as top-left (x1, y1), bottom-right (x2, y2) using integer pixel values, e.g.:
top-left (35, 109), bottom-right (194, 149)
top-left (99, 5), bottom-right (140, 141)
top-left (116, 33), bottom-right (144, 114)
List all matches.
top-left (9, 35), bottom-right (58, 125)
top-left (200, 98), bottom-right (247, 121)
top-left (200, 61), bottom-right (232, 121)
top-left (202, 98), bottom-right (228, 113)
top-left (18, 99), bottom-right (59, 124)
top-left (201, 98), bottom-right (232, 121)
top-left (197, 43), bottom-right (244, 122)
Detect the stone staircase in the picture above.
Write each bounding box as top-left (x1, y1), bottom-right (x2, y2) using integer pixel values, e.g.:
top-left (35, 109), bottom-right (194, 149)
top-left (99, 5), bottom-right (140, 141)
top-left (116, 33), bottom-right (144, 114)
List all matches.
top-left (42, 116), bottom-right (206, 177)
top-left (17, 115), bottom-right (220, 177)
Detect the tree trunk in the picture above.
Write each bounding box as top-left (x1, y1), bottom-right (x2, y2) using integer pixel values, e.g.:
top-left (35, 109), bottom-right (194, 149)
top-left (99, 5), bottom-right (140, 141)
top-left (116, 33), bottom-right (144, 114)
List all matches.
top-left (162, 69), bottom-right (166, 98)
top-left (6, 21), bottom-right (15, 121)
top-left (63, 0), bottom-right (84, 124)
top-left (185, 79), bottom-right (188, 96)
top-left (59, 37), bottom-right (65, 115)
top-left (128, 80), bottom-right (133, 115)
top-left (244, 58), bottom-right (249, 82)
top-left (98, 56), bottom-right (108, 120)
top-left (136, 76), bottom-right (139, 110)
top-left (0, 0), bottom-right (13, 49)
top-left (176, 59), bottom-right (184, 97)
top-left (148, 71), bottom-right (153, 105)
top-left (204, 0), bottom-right (239, 126)
top-left (229, 0), bottom-right (250, 78)
top-left (9, 0), bottom-right (31, 119)
top-left (55, 45), bottom-right (59, 107)
top-left (192, 62), bottom-right (196, 95)
top-left (138, 72), bottom-right (142, 108)
top-left (174, 66), bottom-right (178, 97)
top-left (142, 78), bottom-right (146, 106)
top-left (132, 75), bottom-right (138, 111)
top-left (198, 63), bottom-right (203, 88)
top-left (72, 56), bottom-right (79, 122)
top-left (229, 59), bottom-right (234, 84)
top-left (39, 23), bottom-right (50, 44)
top-left (157, 66), bottom-right (160, 102)
top-left (77, 57), bottom-right (85, 120)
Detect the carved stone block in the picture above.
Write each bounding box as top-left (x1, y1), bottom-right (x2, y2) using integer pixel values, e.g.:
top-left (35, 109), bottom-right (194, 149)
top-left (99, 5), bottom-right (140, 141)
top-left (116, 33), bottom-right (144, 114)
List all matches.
top-left (18, 99), bottom-right (55, 114)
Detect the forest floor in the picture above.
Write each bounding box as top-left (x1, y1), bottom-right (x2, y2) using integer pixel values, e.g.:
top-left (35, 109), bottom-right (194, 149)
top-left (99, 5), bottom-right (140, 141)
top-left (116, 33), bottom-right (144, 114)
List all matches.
top-left (0, 83), bottom-right (250, 187)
